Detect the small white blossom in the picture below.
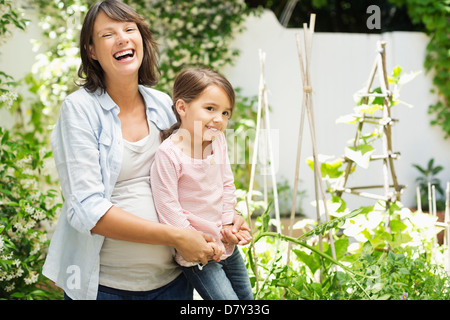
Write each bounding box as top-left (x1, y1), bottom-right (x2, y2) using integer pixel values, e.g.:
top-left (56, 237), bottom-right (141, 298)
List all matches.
top-left (24, 272), bottom-right (38, 285)
top-left (24, 203), bottom-right (35, 215)
top-left (0, 91), bottom-right (18, 110)
top-left (5, 284), bottom-right (15, 292)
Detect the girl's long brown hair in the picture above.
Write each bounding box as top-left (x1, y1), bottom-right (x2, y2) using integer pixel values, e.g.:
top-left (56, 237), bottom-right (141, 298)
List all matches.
top-left (77, 0), bottom-right (160, 93)
top-left (161, 68), bottom-right (235, 141)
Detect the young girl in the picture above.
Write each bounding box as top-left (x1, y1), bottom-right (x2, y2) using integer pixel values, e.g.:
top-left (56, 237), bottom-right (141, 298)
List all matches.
top-left (150, 68), bottom-right (254, 300)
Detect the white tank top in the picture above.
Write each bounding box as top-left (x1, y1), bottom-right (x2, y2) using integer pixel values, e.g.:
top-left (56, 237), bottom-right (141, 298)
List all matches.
top-left (99, 120), bottom-right (180, 291)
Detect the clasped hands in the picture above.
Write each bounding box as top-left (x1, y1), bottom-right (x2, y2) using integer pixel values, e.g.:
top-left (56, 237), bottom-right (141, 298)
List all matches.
top-left (176, 214), bottom-right (251, 266)
top-left (206, 219), bottom-right (252, 262)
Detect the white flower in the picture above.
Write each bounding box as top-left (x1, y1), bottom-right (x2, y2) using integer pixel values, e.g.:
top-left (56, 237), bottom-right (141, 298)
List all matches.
top-left (24, 272), bottom-right (38, 285)
top-left (24, 203), bottom-right (35, 215)
top-left (5, 284), bottom-right (15, 292)
top-left (32, 209), bottom-right (47, 221)
top-left (16, 267), bottom-right (24, 278)
top-left (30, 243), bottom-right (41, 255)
top-left (0, 91), bottom-right (18, 110)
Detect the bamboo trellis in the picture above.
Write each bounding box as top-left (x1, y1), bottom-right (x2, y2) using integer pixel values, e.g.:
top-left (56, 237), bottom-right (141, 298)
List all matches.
top-left (334, 41), bottom-right (405, 230)
top-left (286, 14), bottom-right (337, 264)
top-left (245, 49), bottom-right (282, 293)
top-left (247, 49), bottom-right (282, 232)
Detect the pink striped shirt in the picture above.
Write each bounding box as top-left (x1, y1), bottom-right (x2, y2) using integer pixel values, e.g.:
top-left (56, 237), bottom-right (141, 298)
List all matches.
top-left (150, 132), bottom-right (237, 261)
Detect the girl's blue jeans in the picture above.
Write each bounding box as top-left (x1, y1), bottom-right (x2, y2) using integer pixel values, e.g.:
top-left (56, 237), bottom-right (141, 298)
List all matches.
top-left (181, 247), bottom-right (254, 300)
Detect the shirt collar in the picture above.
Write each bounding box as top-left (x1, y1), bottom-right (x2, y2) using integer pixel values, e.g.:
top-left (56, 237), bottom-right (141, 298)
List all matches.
top-left (93, 88), bottom-right (117, 111)
top-left (93, 85), bottom-right (158, 113)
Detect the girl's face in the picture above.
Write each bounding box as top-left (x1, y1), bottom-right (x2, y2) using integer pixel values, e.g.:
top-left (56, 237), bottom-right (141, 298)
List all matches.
top-left (177, 85), bottom-right (232, 145)
top-left (89, 11), bottom-right (143, 85)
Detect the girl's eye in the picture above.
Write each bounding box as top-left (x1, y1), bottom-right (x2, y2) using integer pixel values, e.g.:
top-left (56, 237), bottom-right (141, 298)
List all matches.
top-left (102, 33), bottom-right (112, 38)
top-left (223, 111), bottom-right (230, 117)
top-left (126, 28), bottom-right (135, 32)
top-left (206, 106), bottom-right (214, 111)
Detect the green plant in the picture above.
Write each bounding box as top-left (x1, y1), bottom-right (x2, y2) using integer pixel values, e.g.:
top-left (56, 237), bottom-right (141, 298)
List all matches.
top-left (413, 158), bottom-right (445, 211)
top-left (307, 65), bottom-right (418, 199)
top-left (226, 92), bottom-right (259, 190)
top-left (388, 0), bottom-right (450, 138)
top-left (244, 194), bottom-right (450, 300)
top-left (142, 0), bottom-right (255, 93)
top-left (0, 0), bottom-right (28, 43)
top-left (0, 0), bottom-right (62, 300)
top-left (0, 129), bottom-right (62, 300)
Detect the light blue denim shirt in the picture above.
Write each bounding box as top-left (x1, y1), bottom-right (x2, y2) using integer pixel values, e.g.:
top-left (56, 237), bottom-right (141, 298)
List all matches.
top-left (42, 85), bottom-right (176, 300)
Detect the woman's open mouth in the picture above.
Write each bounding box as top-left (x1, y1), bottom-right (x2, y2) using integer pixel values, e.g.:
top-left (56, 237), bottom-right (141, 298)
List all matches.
top-left (113, 49), bottom-right (135, 61)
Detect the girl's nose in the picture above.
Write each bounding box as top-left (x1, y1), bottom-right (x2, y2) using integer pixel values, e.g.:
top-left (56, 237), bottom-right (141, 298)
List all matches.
top-left (213, 114), bottom-right (223, 122)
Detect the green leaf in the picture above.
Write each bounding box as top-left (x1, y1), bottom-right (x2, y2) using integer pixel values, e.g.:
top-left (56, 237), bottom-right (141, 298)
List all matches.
top-left (345, 144), bottom-right (374, 169)
top-left (321, 159), bottom-right (344, 179)
top-left (333, 238), bottom-right (349, 260)
top-left (306, 156), bottom-right (343, 178)
top-left (293, 249), bottom-right (321, 275)
top-left (390, 220), bottom-right (407, 233)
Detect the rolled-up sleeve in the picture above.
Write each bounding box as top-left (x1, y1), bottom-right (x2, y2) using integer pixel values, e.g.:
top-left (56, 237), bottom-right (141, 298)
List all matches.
top-left (51, 98), bottom-right (113, 234)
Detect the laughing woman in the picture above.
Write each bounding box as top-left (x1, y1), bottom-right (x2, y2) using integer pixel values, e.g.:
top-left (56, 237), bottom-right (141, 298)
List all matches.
top-left (43, 0), bottom-right (249, 300)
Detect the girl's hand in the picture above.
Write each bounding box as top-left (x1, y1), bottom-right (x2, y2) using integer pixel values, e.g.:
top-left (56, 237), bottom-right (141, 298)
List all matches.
top-left (221, 215), bottom-right (252, 246)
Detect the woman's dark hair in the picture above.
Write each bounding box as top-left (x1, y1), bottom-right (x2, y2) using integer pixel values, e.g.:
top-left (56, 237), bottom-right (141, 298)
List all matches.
top-left (77, 0), bottom-right (160, 92)
top-left (161, 68), bottom-right (235, 141)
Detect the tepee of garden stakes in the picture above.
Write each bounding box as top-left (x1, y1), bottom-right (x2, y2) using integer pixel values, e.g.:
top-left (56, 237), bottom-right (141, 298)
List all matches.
top-left (245, 50), bottom-right (282, 292)
top-left (286, 13), bottom-right (337, 265)
top-left (334, 41), bottom-right (405, 231)
top-left (247, 49), bottom-right (281, 235)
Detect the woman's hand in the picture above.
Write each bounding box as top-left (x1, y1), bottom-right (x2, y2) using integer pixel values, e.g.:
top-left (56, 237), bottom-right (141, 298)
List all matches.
top-left (207, 242), bottom-right (225, 262)
top-left (221, 214), bottom-right (252, 246)
top-left (174, 229), bottom-right (215, 265)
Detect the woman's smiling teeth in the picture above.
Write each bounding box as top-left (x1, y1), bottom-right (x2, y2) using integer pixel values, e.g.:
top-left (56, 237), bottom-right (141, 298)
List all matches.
top-left (113, 49), bottom-right (135, 60)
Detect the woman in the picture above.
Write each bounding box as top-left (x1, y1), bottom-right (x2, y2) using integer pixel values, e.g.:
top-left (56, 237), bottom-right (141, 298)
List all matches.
top-left (43, 0), bottom-right (250, 300)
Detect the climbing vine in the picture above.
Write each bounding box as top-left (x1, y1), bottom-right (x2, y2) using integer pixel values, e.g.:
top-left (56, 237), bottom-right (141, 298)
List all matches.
top-left (388, 0), bottom-right (450, 138)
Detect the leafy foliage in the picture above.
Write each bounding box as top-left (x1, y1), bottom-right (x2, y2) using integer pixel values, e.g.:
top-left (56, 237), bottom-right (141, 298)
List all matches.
top-left (388, 0), bottom-right (450, 138)
top-left (0, 129), bottom-right (61, 299)
top-left (413, 158), bottom-right (445, 211)
top-left (244, 195), bottom-right (450, 300)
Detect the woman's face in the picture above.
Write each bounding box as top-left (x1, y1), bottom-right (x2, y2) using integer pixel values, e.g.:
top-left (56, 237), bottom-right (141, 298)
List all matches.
top-left (89, 11), bottom-right (144, 85)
